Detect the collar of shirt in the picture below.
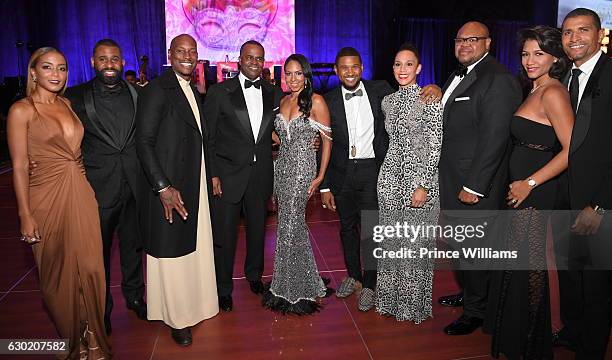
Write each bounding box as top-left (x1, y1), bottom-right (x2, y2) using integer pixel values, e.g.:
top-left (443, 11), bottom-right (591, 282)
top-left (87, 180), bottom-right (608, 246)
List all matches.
top-left (572, 51), bottom-right (603, 78)
top-left (94, 78), bottom-right (126, 96)
top-left (175, 72), bottom-right (192, 89)
top-left (465, 52), bottom-right (488, 76)
top-left (238, 72), bottom-right (262, 90)
top-left (341, 81), bottom-right (365, 100)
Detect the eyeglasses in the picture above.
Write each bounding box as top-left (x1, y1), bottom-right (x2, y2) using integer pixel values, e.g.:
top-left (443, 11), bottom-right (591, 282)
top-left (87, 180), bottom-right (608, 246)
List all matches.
top-left (454, 36), bottom-right (488, 45)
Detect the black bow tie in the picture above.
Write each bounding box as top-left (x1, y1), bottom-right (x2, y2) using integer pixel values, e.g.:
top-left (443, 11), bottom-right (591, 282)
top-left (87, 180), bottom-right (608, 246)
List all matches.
top-left (455, 64), bottom-right (468, 78)
top-left (244, 79), bottom-right (262, 89)
top-left (345, 89), bottom-right (363, 100)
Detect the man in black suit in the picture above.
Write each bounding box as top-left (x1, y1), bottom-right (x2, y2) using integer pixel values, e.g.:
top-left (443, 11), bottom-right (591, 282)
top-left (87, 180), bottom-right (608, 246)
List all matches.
top-left (56, 39), bottom-right (146, 334)
top-left (203, 40), bottom-right (283, 312)
top-left (136, 34), bottom-right (218, 346)
top-left (320, 47), bottom-right (441, 311)
top-left (559, 8), bottom-right (612, 359)
top-left (437, 22), bottom-right (522, 335)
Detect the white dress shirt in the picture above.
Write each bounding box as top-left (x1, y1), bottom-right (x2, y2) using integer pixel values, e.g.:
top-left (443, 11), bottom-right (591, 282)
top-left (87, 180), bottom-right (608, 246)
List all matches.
top-left (442, 52), bottom-right (488, 106)
top-left (238, 72), bottom-right (263, 161)
top-left (442, 53), bottom-right (489, 197)
top-left (320, 81), bottom-right (376, 194)
top-left (569, 51), bottom-right (603, 109)
top-left (341, 81), bottom-right (376, 159)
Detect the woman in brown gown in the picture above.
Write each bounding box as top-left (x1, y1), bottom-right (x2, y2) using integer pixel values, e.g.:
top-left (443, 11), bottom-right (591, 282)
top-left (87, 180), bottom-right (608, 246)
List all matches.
top-left (7, 47), bottom-right (111, 359)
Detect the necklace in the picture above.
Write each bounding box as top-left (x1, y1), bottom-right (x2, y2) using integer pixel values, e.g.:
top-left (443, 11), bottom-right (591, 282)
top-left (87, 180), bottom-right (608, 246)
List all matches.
top-left (530, 78), bottom-right (550, 94)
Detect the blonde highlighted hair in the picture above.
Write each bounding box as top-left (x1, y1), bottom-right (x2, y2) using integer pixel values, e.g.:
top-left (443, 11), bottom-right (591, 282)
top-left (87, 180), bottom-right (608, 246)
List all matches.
top-left (26, 47), bottom-right (68, 96)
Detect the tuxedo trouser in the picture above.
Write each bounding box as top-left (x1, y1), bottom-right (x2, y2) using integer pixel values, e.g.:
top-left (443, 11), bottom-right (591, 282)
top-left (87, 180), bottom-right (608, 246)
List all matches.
top-left (213, 175), bottom-right (266, 297)
top-left (575, 221), bottom-right (612, 360)
top-left (334, 158), bottom-right (378, 290)
top-left (99, 179), bottom-right (145, 317)
top-left (551, 174), bottom-right (583, 341)
top-left (443, 215), bottom-right (496, 319)
top-left (576, 269), bottom-right (612, 360)
top-left (551, 207), bottom-right (583, 342)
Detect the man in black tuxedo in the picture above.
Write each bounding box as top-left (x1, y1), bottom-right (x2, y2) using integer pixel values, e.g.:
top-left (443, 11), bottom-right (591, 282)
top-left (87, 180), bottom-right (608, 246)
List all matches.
top-left (203, 40), bottom-right (283, 312)
top-left (320, 47), bottom-right (441, 311)
top-left (59, 39), bottom-right (146, 334)
top-left (559, 8), bottom-right (612, 359)
top-left (437, 22), bottom-right (521, 335)
top-left (136, 34), bottom-right (218, 346)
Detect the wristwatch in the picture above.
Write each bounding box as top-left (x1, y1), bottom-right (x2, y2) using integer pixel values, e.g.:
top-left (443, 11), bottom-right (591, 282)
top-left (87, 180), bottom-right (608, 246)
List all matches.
top-left (527, 178), bottom-right (537, 188)
top-left (593, 205), bottom-right (606, 216)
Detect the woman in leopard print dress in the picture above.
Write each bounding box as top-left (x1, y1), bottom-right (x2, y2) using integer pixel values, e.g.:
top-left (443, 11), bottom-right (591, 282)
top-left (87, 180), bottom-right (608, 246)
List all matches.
top-left (375, 43), bottom-right (443, 323)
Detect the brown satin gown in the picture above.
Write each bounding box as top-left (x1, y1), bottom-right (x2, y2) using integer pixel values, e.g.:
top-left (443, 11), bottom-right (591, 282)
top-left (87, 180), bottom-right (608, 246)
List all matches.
top-left (24, 96), bottom-right (110, 359)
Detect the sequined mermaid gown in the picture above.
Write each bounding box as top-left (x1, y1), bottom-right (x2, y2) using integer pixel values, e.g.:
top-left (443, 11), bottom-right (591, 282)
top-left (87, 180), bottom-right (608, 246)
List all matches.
top-left (262, 114), bottom-right (331, 314)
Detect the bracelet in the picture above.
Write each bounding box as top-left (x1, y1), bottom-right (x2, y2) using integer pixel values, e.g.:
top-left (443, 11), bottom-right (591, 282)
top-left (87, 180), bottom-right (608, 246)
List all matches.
top-left (158, 185), bottom-right (171, 193)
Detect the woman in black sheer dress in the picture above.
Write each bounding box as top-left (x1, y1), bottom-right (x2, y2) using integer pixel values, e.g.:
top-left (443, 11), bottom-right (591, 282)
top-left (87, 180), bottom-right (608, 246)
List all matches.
top-left (484, 26), bottom-right (574, 359)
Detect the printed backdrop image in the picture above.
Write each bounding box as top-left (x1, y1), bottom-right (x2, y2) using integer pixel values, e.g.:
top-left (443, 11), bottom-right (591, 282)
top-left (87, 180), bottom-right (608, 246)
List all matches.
top-left (558, 0), bottom-right (612, 28)
top-left (165, 0), bottom-right (295, 65)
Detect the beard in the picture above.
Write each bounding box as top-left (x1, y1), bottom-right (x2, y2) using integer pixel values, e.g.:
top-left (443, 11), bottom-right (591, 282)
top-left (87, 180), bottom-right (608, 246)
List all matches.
top-left (95, 67), bottom-right (122, 85)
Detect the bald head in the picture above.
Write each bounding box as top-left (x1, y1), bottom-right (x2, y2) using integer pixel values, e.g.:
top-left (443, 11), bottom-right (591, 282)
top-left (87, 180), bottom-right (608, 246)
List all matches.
top-left (455, 21), bottom-right (491, 66)
top-left (458, 22), bottom-right (490, 38)
top-left (168, 34), bottom-right (198, 80)
top-left (170, 34), bottom-right (196, 50)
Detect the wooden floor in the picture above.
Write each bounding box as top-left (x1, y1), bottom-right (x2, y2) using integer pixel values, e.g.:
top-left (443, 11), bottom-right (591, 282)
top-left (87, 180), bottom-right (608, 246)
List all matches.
top-left (0, 170), bottom-right (607, 359)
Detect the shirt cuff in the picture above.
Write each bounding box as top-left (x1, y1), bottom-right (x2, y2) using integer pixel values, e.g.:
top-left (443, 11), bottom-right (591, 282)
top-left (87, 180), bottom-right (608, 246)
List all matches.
top-left (463, 186), bottom-right (484, 197)
top-left (320, 188), bottom-right (331, 193)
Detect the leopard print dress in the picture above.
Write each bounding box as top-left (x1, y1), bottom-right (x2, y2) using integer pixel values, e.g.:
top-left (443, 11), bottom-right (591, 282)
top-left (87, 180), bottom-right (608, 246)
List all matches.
top-left (375, 84), bottom-right (443, 323)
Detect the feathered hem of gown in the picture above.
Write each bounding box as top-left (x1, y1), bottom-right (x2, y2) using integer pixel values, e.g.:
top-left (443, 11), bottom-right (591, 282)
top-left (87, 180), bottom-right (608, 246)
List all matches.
top-left (262, 289), bottom-right (322, 315)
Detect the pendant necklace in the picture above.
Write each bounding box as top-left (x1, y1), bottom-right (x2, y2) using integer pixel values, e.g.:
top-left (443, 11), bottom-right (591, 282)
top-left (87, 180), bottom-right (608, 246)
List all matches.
top-left (349, 92), bottom-right (362, 158)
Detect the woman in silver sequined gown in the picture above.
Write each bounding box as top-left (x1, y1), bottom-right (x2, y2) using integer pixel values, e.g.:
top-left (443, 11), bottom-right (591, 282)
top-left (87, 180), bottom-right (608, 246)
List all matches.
top-left (262, 54), bottom-right (333, 314)
top-left (375, 44), bottom-right (443, 323)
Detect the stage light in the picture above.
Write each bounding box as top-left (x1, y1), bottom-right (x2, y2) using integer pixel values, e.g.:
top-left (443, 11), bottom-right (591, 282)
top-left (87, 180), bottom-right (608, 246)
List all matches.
top-left (602, 28), bottom-right (610, 54)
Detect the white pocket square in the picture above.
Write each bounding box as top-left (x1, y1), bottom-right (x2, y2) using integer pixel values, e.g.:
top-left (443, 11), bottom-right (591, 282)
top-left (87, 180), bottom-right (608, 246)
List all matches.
top-left (454, 97), bottom-right (470, 102)
top-left (273, 106), bottom-right (280, 111)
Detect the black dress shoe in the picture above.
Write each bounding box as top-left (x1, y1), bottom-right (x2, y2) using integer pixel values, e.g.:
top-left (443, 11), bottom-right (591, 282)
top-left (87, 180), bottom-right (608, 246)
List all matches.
top-left (171, 327), bottom-right (192, 347)
top-left (219, 295), bottom-right (233, 312)
top-left (249, 280), bottom-right (264, 295)
top-left (324, 287), bottom-right (335, 297)
top-left (126, 298), bottom-right (148, 320)
top-left (443, 315), bottom-right (483, 335)
top-left (438, 292), bottom-right (463, 307)
top-left (104, 314), bottom-right (112, 336)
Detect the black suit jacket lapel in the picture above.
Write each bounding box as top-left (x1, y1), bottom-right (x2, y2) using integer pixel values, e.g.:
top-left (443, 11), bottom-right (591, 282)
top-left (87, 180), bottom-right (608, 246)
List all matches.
top-left (329, 88), bottom-right (349, 143)
top-left (84, 80), bottom-right (121, 150)
top-left (120, 83), bottom-right (138, 150)
top-left (229, 78), bottom-right (256, 142)
top-left (162, 71), bottom-right (201, 133)
top-left (256, 84), bottom-right (273, 144)
top-left (443, 70), bottom-right (476, 125)
top-left (363, 81), bottom-right (382, 136)
top-left (191, 84), bottom-right (208, 138)
top-left (570, 53), bottom-right (607, 154)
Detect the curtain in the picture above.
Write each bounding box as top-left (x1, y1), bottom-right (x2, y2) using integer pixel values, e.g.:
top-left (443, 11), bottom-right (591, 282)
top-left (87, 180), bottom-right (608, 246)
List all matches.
top-left (296, 0), bottom-right (372, 91)
top-left (0, 0), bottom-right (166, 87)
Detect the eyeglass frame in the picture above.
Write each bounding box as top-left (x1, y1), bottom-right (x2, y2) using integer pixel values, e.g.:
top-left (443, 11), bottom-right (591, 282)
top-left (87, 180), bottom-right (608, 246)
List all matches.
top-left (453, 36), bottom-right (489, 45)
